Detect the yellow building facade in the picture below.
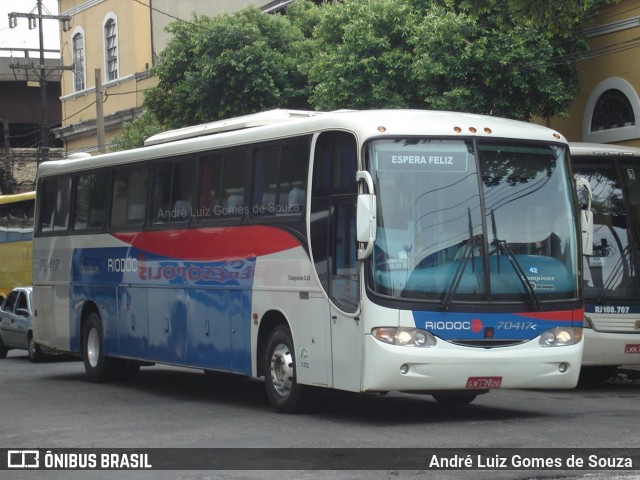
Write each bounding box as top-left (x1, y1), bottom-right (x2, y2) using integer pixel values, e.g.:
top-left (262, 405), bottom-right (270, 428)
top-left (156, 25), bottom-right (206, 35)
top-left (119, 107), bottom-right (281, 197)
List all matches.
top-left (543, 0), bottom-right (640, 147)
top-left (56, 0), bottom-right (270, 154)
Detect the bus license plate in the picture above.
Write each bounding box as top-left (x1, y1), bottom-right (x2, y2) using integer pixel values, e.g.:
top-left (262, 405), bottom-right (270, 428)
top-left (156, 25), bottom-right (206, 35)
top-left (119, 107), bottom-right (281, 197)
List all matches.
top-left (466, 376), bottom-right (502, 389)
top-left (625, 344), bottom-right (640, 354)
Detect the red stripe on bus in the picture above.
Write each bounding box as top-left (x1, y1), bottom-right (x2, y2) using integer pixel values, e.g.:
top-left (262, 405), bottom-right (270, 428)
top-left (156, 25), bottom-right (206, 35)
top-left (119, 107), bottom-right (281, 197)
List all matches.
top-left (111, 226), bottom-right (301, 261)
top-left (515, 309), bottom-right (584, 321)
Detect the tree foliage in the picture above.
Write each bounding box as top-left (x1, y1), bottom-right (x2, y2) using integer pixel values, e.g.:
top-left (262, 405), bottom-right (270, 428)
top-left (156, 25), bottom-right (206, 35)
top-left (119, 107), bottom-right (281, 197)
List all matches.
top-left (109, 110), bottom-right (164, 152)
top-left (144, 6), bottom-right (312, 129)
top-left (136, 0), bottom-right (610, 141)
top-left (308, 0), bottom-right (596, 119)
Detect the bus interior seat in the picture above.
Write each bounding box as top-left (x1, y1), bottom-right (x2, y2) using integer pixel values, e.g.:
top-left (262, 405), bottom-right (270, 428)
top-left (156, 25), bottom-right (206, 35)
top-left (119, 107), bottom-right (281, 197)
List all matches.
top-left (288, 186), bottom-right (305, 210)
top-left (174, 200), bottom-right (191, 216)
top-left (224, 188), bottom-right (244, 213)
top-left (262, 184), bottom-right (277, 208)
top-left (127, 204), bottom-right (145, 223)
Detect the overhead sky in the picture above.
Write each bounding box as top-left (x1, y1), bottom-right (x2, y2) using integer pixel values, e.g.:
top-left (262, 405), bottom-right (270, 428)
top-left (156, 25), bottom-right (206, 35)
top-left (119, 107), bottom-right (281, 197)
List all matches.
top-left (0, 0), bottom-right (60, 57)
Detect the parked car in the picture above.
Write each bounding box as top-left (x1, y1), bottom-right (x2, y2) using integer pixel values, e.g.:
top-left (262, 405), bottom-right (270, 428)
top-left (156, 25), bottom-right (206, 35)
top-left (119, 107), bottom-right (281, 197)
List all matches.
top-left (0, 286), bottom-right (44, 362)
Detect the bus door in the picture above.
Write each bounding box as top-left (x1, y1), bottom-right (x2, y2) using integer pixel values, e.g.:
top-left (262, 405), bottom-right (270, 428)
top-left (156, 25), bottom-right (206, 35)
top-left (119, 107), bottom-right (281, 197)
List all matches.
top-left (310, 130), bottom-right (362, 391)
top-left (327, 199), bottom-right (362, 391)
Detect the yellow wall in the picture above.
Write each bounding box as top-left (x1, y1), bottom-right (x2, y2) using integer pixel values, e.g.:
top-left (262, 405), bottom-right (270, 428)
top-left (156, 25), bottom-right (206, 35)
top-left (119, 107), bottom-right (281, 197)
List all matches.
top-left (58, 0), bottom-right (154, 153)
top-left (541, 0), bottom-right (640, 148)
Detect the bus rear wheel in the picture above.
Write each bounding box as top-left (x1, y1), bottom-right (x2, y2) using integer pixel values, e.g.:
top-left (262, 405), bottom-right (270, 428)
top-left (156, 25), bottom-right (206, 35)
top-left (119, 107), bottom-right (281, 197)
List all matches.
top-left (28, 335), bottom-right (43, 363)
top-left (264, 325), bottom-right (306, 414)
top-left (83, 312), bottom-right (115, 382)
top-left (0, 336), bottom-right (8, 359)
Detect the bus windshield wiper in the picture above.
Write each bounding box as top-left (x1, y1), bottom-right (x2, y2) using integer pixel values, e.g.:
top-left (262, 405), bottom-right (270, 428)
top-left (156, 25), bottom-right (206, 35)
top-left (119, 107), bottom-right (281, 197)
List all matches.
top-left (596, 244), bottom-right (632, 304)
top-left (440, 209), bottom-right (475, 311)
top-left (491, 209), bottom-right (541, 310)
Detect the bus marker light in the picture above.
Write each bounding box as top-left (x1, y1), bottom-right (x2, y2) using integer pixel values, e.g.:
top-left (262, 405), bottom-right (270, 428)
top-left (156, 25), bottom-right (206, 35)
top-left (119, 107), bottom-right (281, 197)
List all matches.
top-left (469, 127), bottom-right (477, 133)
top-left (453, 126), bottom-right (462, 133)
top-left (378, 126), bottom-right (386, 132)
top-left (484, 127), bottom-right (492, 134)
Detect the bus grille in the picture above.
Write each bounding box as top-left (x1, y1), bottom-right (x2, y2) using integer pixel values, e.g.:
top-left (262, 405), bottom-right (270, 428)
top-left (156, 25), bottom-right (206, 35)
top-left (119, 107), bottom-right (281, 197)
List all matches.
top-left (448, 339), bottom-right (527, 348)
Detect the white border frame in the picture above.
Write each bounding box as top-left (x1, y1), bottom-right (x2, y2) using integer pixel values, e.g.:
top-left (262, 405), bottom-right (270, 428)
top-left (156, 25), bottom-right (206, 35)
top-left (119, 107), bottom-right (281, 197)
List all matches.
top-left (583, 77), bottom-right (640, 143)
top-left (102, 12), bottom-right (119, 83)
top-left (71, 26), bottom-right (87, 93)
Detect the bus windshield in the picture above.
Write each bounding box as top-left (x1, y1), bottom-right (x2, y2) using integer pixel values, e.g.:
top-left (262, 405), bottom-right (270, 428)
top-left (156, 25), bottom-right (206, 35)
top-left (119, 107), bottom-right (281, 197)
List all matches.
top-left (573, 158), bottom-right (640, 301)
top-left (368, 138), bottom-right (579, 305)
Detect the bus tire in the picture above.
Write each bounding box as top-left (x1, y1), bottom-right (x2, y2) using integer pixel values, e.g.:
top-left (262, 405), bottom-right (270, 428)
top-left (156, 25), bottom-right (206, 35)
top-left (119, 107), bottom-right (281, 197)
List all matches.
top-left (28, 335), bottom-right (43, 363)
top-left (264, 325), bottom-right (306, 414)
top-left (0, 336), bottom-right (8, 359)
top-left (578, 366), bottom-right (617, 386)
top-left (432, 393), bottom-right (478, 405)
top-left (82, 312), bottom-right (114, 383)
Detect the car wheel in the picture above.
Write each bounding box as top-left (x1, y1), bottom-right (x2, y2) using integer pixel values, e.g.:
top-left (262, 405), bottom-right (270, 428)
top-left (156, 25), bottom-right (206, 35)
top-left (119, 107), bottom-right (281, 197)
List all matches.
top-left (28, 335), bottom-right (43, 363)
top-left (264, 325), bottom-right (307, 414)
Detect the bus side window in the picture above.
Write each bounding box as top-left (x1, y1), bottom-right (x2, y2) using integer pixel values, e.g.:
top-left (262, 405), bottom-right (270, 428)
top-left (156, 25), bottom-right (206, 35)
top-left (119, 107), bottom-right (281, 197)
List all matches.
top-left (111, 166), bottom-right (149, 228)
top-left (252, 141), bottom-right (309, 217)
top-left (38, 176), bottom-right (71, 233)
top-left (73, 171), bottom-right (107, 231)
top-left (198, 149), bottom-right (249, 222)
top-left (151, 159), bottom-right (197, 225)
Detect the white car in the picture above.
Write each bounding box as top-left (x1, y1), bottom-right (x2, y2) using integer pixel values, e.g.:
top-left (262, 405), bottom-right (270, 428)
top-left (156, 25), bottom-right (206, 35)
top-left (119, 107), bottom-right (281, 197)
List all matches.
top-left (0, 286), bottom-right (44, 362)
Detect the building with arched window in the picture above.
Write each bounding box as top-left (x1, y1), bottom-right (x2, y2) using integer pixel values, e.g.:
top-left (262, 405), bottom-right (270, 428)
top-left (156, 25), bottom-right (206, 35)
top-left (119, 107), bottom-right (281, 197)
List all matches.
top-left (55, 0), bottom-right (284, 155)
top-left (542, 0), bottom-right (640, 147)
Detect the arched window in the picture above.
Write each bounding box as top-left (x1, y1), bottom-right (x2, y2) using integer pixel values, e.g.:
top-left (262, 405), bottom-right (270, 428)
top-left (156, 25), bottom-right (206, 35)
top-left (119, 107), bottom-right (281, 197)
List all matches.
top-left (591, 89), bottom-right (635, 131)
top-left (72, 31), bottom-right (85, 92)
top-left (583, 77), bottom-right (640, 143)
top-left (104, 16), bottom-right (118, 81)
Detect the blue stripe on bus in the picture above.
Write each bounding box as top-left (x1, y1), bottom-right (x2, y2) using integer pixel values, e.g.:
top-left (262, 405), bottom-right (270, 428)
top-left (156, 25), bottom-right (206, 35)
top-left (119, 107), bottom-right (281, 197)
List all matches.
top-left (412, 309), bottom-right (579, 341)
top-left (70, 247), bottom-right (254, 374)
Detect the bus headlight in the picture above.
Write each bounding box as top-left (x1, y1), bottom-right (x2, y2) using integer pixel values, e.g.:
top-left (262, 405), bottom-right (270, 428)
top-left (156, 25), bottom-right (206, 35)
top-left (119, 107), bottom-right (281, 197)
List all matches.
top-left (372, 327), bottom-right (436, 347)
top-left (539, 327), bottom-right (583, 347)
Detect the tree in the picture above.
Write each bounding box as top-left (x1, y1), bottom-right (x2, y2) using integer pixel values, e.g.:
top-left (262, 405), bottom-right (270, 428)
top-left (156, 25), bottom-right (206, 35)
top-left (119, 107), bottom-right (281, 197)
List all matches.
top-left (144, 6), bottom-right (313, 129)
top-left (141, 0), bottom-right (611, 131)
top-left (307, 0), bottom-right (597, 120)
top-left (109, 110), bottom-right (164, 152)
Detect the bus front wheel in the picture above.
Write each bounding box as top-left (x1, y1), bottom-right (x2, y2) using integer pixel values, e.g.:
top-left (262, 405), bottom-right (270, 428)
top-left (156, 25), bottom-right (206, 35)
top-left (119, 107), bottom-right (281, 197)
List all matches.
top-left (264, 325), bottom-right (307, 414)
top-left (83, 312), bottom-right (114, 382)
top-left (432, 393), bottom-right (478, 405)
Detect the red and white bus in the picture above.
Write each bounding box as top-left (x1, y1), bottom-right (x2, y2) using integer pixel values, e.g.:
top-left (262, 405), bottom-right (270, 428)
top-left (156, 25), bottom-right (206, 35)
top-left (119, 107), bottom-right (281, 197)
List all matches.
top-left (33, 109), bottom-right (587, 412)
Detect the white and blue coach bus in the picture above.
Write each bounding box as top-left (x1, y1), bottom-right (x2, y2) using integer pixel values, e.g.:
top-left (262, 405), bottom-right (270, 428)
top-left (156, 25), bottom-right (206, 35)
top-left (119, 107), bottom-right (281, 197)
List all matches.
top-left (32, 109), bottom-right (588, 412)
top-left (571, 142), bottom-right (640, 383)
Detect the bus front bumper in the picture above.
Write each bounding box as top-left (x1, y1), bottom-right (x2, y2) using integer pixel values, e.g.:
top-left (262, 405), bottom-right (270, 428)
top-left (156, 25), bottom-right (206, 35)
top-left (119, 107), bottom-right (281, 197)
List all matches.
top-left (582, 328), bottom-right (640, 367)
top-left (361, 334), bottom-right (583, 392)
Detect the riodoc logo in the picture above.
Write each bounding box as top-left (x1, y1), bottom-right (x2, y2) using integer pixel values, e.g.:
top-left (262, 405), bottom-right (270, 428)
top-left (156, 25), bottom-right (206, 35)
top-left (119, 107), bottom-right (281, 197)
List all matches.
top-left (7, 450), bottom-right (39, 468)
top-left (424, 319), bottom-right (483, 332)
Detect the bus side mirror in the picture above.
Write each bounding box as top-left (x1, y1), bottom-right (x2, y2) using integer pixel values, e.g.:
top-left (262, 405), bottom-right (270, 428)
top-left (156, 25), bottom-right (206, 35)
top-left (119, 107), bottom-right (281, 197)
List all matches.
top-left (575, 177), bottom-right (593, 256)
top-left (357, 194), bottom-right (377, 260)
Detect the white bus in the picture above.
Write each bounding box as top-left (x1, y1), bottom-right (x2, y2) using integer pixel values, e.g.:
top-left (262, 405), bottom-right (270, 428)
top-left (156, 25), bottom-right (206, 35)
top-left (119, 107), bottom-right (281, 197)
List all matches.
top-left (571, 142), bottom-right (640, 383)
top-left (33, 109), bottom-right (587, 412)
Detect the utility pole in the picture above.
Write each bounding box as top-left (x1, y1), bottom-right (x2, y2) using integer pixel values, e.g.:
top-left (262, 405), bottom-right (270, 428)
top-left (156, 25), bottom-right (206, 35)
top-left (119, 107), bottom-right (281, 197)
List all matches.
top-left (8, 1), bottom-right (72, 163)
top-left (95, 69), bottom-right (106, 154)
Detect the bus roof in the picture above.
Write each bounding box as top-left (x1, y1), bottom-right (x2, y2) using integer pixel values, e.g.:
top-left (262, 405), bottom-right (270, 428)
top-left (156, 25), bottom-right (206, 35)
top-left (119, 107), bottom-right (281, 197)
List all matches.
top-left (569, 142), bottom-right (640, 157)
top-left (36, 109), bottom-right (567, 178)
top-left (144, 109), bottom-right (324, 146)
top-left (0, 191), bottom-right (35, 205)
